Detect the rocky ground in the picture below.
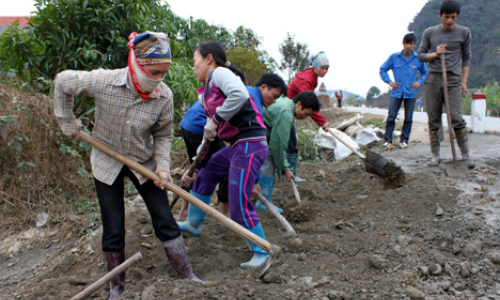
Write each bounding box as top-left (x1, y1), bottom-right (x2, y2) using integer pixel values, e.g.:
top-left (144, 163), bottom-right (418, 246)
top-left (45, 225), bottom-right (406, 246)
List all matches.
top-left (2, 114), bottom-right (500, 300)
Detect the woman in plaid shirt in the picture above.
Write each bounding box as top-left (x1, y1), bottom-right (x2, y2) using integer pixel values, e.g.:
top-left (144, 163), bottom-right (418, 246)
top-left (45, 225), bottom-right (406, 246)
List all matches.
top-left (54, 32), bottom-right (202, 300)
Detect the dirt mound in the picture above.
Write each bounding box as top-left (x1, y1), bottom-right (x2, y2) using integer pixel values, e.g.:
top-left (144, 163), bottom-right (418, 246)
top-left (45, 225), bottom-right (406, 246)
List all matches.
top-left (317, 94), bottom-right (335, 110)
top-left (2, 93), bottom-right (500, 300)
top-left (0, 83), bottom-right (96, 239)
top-left (4, 145), bottom-right (500, 299)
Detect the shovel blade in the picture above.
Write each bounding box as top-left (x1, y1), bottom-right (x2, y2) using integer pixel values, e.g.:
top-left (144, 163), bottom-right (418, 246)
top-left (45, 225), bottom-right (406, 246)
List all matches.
top-left (365, 150), bottom-right (388, 178)
top-left (252, 245), bottom-right (281, 278)
top-left (441, 159), bottom-right (469, 179)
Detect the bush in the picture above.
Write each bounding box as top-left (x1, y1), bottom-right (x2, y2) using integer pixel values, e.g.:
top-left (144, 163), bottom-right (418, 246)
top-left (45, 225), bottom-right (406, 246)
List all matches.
top-left (0, 83), bottom-right (96, 236)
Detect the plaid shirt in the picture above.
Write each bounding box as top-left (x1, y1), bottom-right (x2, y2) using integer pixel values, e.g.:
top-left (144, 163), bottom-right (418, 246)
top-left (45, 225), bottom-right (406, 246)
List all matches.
top-left (54, 67), bottom-right (173, 185)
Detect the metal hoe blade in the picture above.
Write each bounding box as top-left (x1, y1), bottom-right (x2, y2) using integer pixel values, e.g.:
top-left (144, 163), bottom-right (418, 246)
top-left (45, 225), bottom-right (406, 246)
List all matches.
top-left (253, 245), bottom-right (281, 278)
top-left (441, 159), bottom-right (470, 179)
top-left (365, 150), bottom-right (388, 178)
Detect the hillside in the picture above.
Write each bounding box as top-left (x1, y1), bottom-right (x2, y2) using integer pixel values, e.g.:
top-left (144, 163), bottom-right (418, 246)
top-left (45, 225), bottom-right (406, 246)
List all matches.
top-left (408, 0), bottom-right (500, 88)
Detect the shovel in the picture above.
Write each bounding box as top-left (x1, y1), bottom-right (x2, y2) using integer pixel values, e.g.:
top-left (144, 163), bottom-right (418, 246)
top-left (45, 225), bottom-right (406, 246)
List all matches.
top-left (256, 192), bottom-right (296, 234)
top-left (328, 128), bottom-right (388, 177)
top-left (79, 132), bottom-right (280, 278)
top-left (71, 252), bottom-right (143, 300)
top-left (327, 128), bottom-right (406, 186)
top-left (290, 180), bottom-right (301, 205)
top-left (439, 54), bottom-right (469, 179)
top-left (170, 140), bottom-right (212, 209)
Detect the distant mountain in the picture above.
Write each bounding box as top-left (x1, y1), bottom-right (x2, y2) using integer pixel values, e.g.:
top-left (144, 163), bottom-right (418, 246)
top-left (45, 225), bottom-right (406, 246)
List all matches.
top-left (408, 0), bottom-right (500, 88)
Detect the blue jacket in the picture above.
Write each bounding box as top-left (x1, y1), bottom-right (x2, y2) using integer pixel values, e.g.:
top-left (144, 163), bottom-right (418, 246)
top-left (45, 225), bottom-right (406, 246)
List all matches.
top-left (180, 86), bottom-right (264, 182)
top-left (180, 85), bottom-right (264, 136)
top-left (380, 51), bottom-right (428, 99)
top-left (180, 101), bottom-right (206, 136)
top-left (246, 86), bottom-right (264, 116)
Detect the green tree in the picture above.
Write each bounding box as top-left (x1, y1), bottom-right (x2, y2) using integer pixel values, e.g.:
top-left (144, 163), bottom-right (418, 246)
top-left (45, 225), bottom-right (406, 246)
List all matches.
top-left (344, 94), bottom-right (361, 106)
top-left (279, 33), bottom-right (310, 81)
top-left (366, 86), bottom-right (381, 105)
top-left (482, 80), bottom-right (500, 117)
top-left (0, 0), bottom-right (184, 88)
top-left (228, 47), bottom-right (271, 86)
top-left (0, 0), bottom-right (277, 125)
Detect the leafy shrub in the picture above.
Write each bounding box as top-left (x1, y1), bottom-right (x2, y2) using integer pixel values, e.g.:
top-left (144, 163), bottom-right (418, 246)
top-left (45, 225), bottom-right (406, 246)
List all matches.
top-left (0, 83), bottom-right (96, 235)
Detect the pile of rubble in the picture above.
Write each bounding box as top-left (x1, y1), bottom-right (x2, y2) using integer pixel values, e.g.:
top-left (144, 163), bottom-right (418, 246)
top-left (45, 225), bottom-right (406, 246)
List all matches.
top-left (315, 114), bottom-right (384, 161)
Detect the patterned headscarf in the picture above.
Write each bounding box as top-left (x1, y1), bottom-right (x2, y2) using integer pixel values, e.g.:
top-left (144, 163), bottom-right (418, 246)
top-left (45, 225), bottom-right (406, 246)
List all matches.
top-left (129, 31), bottom-right (172, 65)
top-left (127, 32), bottom-right (171, 101)
top-left (309, 51), bottom-right (329, 68)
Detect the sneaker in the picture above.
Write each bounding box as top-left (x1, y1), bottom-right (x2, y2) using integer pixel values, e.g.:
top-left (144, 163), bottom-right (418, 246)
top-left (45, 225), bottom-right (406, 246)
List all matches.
top-left (399, 141), bottom-right (408, 149)
top-left (382, 141), bottom-right (392, 148)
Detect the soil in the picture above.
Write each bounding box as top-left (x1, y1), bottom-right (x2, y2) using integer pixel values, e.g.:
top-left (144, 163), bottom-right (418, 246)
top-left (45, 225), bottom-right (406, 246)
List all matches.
top-left (2, 107), bottom-right (500, 300)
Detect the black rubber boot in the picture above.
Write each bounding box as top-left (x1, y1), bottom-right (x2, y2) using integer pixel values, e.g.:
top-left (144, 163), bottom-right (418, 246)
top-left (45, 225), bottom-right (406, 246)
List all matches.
top-left (428, 129), bottom-right (441, 166)
top-left (103, 250), bottom-right (125, 300)
top-left (162, 236), bottom-right (203, 283)
top-left (454, 128), bottom-right (475, 169)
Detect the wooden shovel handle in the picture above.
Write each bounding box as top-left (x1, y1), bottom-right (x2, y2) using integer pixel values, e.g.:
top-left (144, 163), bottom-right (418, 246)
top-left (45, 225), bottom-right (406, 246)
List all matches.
top-left (71, 252), bottom-right (143, 300)
top-left (171, 140), bottom-right (211, 208)
top-left (327, 128), bottom-right (366, 160)
top-left (440, 54), bottom-right (457, 161)
top-left (185, 140), bottom-right (211, 180)
top-left (79, 132), bottom-right (273, 252)
top-left (290, 180), bottom-right (301, 205)
top-left (256, 193), bottom-right (295, 234)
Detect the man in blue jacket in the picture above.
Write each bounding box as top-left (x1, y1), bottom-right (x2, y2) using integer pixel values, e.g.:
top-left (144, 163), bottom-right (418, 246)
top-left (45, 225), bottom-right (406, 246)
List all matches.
top-left (380, 33), bottom-right (428, 148)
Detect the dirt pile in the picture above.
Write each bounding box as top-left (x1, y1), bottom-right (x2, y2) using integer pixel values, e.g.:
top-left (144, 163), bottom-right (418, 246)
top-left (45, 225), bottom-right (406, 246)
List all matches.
top-left (3, 132), bottom-right (500, 299)
top-left (2, 89), bottom-right (500, 300)
top-left (317, 94), bottom-right (336, 110)
top-left (0, 83), bottom-right (96, 237)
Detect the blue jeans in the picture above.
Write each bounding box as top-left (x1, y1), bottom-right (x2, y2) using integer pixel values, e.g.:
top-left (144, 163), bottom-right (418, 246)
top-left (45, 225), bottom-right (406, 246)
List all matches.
top-left (384, 96), bottom-right (416, 143)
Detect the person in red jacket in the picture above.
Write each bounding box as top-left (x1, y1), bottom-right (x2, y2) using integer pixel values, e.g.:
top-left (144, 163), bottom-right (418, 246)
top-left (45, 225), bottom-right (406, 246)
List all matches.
top-left (286, 51), bottom-right (330, 182)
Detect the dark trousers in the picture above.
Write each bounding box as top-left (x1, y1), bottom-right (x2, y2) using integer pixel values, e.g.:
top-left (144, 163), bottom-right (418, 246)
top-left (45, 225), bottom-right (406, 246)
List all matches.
top-left (181, 128), bottom-right (229, 203)
top-left (424, 72), bottom-right (467, 131)
top-left (192, 141), bottom-right (267, 228)
top-left (94, 166), bottom-right (180, 252)
top-left (384, 96), bottom-right (416, 143)
top-left (286, 126), bottom-right (298, 155)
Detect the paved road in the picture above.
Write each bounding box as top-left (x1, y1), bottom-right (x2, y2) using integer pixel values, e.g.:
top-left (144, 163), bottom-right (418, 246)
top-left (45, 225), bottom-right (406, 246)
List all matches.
top-left (344, 106), bottom-right (500, 133)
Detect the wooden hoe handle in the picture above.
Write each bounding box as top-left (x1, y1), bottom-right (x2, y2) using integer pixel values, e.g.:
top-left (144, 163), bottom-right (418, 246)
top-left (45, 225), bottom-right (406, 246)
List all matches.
top-left (79, 132), bottom-right (274, 252)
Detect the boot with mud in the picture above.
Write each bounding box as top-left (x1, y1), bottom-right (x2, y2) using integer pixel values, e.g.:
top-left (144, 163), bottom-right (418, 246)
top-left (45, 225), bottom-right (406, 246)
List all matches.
top-left (454, 127), bottom-right (475, 169)
top-left (240, 223), bottom-right (271, 269)
top-left (255, 176), bottom-right (283, 213)
top-left (162, 236), bottom-right (203, 283)
top-left (428, 129), bottom-right (441, 166)
top-left (177, 192), bottom-right (211, 237)
top-left (103, 250), bottom-right (125, 300)
top-left (286, 153), bottom-right (306, 183)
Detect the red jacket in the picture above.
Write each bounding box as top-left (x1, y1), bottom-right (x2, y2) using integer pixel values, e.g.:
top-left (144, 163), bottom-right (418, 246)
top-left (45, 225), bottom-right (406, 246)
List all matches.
top-left (287, 68), bottom-right (327, 126)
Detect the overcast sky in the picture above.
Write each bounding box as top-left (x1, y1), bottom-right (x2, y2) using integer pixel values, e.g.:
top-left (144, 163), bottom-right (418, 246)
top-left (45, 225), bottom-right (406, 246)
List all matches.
top-left (5, 0), bottom-right (432, 97)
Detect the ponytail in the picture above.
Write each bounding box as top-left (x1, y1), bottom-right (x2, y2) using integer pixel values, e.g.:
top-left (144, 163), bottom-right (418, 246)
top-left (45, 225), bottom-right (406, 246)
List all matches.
top-left (196, 41), bottom-right (247, 84)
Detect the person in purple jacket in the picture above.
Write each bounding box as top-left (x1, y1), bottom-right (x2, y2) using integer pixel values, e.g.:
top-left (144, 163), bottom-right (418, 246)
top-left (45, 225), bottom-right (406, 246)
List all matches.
top-left (178, 41), bottom-right (272, 269)
top-left (176, 73), bottom-right (286, 221)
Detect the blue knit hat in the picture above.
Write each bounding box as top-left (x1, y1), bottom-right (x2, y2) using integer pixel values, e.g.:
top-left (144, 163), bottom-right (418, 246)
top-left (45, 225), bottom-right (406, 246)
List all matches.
top-left (310, 51), bottom-right (329, 68)
top-left (130, 32), bottom-right (172, 65)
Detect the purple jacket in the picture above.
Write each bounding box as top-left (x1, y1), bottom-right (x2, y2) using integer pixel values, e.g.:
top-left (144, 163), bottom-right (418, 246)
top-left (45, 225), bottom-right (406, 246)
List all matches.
top-left (199, 67), bottom-right (266, 145)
